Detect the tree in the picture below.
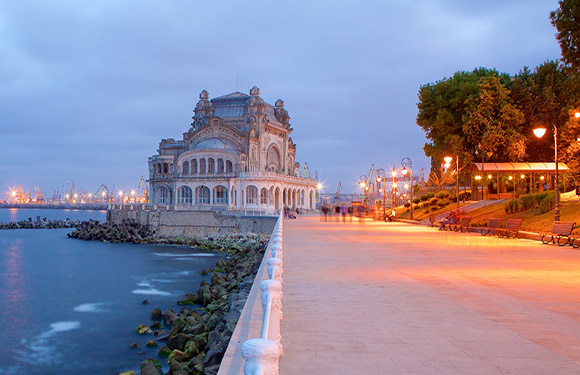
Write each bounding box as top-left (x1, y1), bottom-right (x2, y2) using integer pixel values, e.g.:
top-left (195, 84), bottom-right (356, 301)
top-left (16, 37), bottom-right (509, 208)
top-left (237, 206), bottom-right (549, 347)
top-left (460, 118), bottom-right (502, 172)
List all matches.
top-left (463, 75), bottom-right (526, 161)
top-left (551, 0), bottom-right (580, 74)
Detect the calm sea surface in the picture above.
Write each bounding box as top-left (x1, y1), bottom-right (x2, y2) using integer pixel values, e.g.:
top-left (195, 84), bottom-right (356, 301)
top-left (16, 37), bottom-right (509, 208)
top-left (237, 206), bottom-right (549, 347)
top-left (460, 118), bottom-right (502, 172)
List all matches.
top-left (0, 209), bottom-right (220, 375)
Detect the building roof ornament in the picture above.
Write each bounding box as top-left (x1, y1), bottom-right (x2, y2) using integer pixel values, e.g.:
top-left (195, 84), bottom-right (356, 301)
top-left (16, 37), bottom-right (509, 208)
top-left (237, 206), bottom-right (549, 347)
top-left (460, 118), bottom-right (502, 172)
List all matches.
top-left (274, 99), bottom-right (289, 124)
top-left (193, 89), bottom-right (214, 127)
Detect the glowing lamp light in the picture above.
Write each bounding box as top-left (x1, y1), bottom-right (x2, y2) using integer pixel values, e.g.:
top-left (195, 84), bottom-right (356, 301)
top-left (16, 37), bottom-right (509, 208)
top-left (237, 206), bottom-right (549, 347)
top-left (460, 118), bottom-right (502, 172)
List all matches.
top-left (520, 174), bottom-right (525, 179)
top-left (118, 191), bottom-right (123, 196)
top-left (376, 176), bottom-right (382, 183)
top-left (88, 193), bottom-right (92, 198)
top-left (488, 174), bottom-right (492, 179)
top-left (533, 127), bottom-right (547, 138)
top-left (359, 181), bottom-right (366, 188)
top-left (101, 191), bottom-right (106, 196)
top-left (508, 176), bottom-right (513, 180)
top-left (392, 182), bottom-right (398, 188)
top-left (74, 193), bottom-right (78, 199)
top-left (575, 111), bottom-right (580, 119)
top-left (475, 175), bottom-right (482, 180)
top-left (443, 163), bottom-right (450, 169)
top-left (131, 190), bottom-right (136, 196)
top-left (11, 191), bottom-right (16, 198)
top-left (540, 176), bottom-right (545, 180)
top-left (391, 170), bottom-right (397, 177)
top-left (316, 183), bottom-right (322, 190)
top-left (401, 168), bottom-right (408, 176)
top-left (443, 156), bottom-right (453, 164)
top-left (404, 183), bottom-right (409, 189)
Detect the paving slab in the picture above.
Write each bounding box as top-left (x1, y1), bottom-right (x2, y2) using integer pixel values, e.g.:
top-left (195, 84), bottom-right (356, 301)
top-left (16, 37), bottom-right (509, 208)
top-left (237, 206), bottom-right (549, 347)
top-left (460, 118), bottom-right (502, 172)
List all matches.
top-left (279, 216), bottom-right (580, 375)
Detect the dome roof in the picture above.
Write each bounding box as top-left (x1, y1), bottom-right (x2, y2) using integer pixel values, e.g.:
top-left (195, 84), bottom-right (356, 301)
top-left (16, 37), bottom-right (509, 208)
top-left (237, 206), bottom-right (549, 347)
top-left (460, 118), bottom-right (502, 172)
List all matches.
top-left (194, 138), bottom-right (235, 151)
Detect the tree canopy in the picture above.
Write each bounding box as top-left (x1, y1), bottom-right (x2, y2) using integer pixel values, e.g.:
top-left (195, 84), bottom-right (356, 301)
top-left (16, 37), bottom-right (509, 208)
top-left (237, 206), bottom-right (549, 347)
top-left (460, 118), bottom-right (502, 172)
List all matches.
top-left (551, 0), bottom-right (580, 74)
top-left (416, 62), bottom-right (580, 180)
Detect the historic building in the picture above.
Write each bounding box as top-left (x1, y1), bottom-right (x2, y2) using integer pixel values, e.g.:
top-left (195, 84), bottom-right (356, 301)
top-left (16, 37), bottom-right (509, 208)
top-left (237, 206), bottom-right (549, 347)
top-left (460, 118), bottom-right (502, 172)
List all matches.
top-left (148, 87), bottom-right (318, 212)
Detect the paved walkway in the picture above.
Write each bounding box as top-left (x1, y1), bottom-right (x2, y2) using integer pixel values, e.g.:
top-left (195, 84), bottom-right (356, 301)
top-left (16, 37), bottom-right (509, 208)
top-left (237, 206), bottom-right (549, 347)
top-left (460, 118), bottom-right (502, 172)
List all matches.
top-left (280, 215), bottom-right (580, 375)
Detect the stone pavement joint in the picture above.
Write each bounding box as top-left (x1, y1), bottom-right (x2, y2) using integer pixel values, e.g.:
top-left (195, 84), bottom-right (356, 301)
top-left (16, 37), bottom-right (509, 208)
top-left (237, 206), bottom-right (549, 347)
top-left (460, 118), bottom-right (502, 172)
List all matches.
top-left (279, 216), bottom-right (580, 375)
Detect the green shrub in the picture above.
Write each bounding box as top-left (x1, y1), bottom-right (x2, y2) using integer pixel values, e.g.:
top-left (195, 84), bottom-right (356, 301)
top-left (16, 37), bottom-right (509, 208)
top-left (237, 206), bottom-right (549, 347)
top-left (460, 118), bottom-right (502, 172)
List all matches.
top-left (427, 192), bottom-right (435, 199)
top-left (403, 202), bottom-right (411, 208)
top-left (430, 206), bottom-right (438, 211)
top-left (423, 209), bottom-right (430, 214)
top-left (458, 191), bottom-right (471, 201)
top-left (520, 194), bottom-right (536, 210)
top-left (435, 190), bottom-right (450, 199)
top-left (429, 197), bottom-right (439, 206)
top-left (538, 199), bottom-right (552, 214)
top-left (420, 194), bottom-right (429, 202)
top-left (413, 198), bottom-right (421, 204)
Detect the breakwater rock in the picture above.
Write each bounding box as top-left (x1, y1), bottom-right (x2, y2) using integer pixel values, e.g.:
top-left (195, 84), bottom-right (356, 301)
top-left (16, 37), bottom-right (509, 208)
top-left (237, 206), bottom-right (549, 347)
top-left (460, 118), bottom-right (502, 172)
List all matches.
top-left (134, 234), bottom-right (268, 375)
top-left (67, 219), bottom-right (156, 243)
top-left (0, 216), bottom-right (81, 229)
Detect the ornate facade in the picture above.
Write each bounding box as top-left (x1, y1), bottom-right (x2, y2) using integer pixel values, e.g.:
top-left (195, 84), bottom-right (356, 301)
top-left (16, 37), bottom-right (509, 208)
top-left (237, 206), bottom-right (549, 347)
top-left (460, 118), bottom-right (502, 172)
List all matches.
top-left (148, 87), bottom-right (317, 212)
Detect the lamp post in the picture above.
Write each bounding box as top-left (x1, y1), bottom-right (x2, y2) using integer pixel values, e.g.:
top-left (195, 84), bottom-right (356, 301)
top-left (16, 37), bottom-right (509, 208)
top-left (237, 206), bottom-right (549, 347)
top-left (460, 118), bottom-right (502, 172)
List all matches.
top-left (444, 156), bottom-right (459, 209)
top-left (401, 157), bottom-right (413, 220)
top-left (391, 167), bottom-right (397, 209)
top-left (376, 168), bottom-right (386, 220)
top-left (533, 125), bottom-right (560, 221)
top-left (359, 175), bottom-right (367, 206)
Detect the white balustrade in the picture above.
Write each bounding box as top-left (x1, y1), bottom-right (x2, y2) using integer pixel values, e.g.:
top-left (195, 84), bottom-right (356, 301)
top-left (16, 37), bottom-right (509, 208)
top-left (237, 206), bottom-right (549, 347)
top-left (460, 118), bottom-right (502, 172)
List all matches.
top-left (242, 211), bottom-right (284, 375)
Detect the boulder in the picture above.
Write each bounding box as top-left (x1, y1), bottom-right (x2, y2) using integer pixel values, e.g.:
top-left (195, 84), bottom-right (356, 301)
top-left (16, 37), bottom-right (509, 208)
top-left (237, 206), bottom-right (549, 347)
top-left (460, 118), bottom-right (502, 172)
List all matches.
top-left (137, 324), bottom-right (153, 335)
top-left (167, 333), bottom-right (192, 351)
top-left (145, 340), bottom-right (158, 348)
top-left (167, 349), bottom-right (192, 363)
top-left (140, 359), bottom-right (163, 375)
top-left (150, 308), bottom-right (162, 320)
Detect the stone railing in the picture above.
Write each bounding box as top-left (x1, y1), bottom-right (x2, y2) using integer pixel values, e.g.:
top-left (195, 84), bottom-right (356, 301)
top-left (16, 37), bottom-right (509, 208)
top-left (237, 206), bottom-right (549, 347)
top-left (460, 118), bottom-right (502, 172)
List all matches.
top-left (218, 212), bottom-right (284, 375)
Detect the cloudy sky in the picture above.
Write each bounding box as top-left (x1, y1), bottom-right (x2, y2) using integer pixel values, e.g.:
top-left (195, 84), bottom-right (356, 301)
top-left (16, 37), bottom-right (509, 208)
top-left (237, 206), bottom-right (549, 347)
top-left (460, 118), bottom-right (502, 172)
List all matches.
top-left (0, 0), bottom-right (563, 197)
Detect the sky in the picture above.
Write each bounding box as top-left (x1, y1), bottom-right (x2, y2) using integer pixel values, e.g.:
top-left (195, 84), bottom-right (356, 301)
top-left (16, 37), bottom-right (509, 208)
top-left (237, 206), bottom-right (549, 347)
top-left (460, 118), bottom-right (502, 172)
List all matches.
top-left (0, 0), bottom-right (563, 197)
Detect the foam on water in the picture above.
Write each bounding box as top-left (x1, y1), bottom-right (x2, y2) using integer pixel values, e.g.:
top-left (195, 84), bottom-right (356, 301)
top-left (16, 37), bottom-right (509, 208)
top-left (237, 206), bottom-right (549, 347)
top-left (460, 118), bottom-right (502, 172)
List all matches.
top-left (16, 321), bottom-right (81, 365)
top-left (73, 303), bottom-right (107, 313)
top-left (131, 288), bottom-right (172, 296)
top-left (153, 252), bottom-right (215, 257)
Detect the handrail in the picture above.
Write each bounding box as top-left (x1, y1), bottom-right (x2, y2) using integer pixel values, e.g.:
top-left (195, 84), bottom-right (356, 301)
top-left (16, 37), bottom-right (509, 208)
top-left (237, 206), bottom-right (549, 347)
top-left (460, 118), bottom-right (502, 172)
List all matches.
top-left (241, 211), bottom-right (284, 375)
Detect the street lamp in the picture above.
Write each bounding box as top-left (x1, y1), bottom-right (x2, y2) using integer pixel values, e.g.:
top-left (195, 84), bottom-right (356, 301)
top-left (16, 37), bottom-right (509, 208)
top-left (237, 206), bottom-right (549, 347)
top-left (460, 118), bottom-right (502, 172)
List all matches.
top-left (444, 156), bottom-right (459, 209)
top-left (401, 157), bottom-right (413, 219)
top-left (359, 175), bottom-right (368, 206)
top-left (376, 168), bottom-right (386, 220)
top-left (391, 167), bottom-right (397, 208)
top-left (533, 124), bottom-right (560, 221)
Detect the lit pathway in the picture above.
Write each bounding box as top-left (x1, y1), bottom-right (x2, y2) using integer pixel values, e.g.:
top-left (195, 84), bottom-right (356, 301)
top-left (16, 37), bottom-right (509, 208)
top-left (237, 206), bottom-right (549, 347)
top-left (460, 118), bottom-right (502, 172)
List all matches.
top-left (280, 215), bottom-right (580, 375)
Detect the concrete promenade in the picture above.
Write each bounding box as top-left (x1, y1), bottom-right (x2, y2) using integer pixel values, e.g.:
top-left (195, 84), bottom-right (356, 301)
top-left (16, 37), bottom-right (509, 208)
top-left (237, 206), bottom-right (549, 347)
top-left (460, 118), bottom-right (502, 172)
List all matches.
top-left (280, 215), bottom-right (580, 374)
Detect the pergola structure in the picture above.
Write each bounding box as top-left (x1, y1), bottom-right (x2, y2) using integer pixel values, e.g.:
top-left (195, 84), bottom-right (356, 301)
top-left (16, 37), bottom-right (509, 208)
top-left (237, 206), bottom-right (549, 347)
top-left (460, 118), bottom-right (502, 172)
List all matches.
top-left (469, 162), bottom-right (570, 200)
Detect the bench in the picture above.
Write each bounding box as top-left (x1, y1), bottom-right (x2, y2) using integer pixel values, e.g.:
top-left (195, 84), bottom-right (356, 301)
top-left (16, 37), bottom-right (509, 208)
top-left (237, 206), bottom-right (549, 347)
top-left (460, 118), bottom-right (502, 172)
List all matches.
top-left (540, 221), bottom-right (576, 246)
top-left (481, 218), bottom-right (502, 236)
top-left (496, 219), bottom-right (522, 239)
top-left (451, 217), bottom-right (472, 232)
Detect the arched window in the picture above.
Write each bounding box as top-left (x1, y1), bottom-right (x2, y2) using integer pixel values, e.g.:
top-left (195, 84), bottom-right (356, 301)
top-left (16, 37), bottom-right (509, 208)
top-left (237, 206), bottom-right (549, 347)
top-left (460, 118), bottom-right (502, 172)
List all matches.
top-left (260, 188), bottom-right (267, 205)
top-left (208, 158), bottom-right (215, 173)
top-left (246, 186), bottom-right (258, 205)
top-left (177, 186), bottom-right (192, 204)
top-left (301, 190), bottom-right (305, 206)
top-left (200, 159), bottom-right (206, 174)
top-left (217, 159), bottom-right (224, 174)
top-left (226, 160), bottom-right (233, 173)
top-left (157, 186), bottom-right (169, 204)
top-left (156, 164), bottom-right (162, 174)
top-left (267, 146), bottom-right (281, 172)
top-left (191, 159), bottom-right (198, 174)
top-left (213, 186), bottom-right (228, 204)
top-left (163, 163), bottom-right (169, 174)
top-left (182, 161), bottom-right (189, 176)
top-left (196, 186), bottom-right (210, 204)
top-left (309, 191), bottom-right (314, 209)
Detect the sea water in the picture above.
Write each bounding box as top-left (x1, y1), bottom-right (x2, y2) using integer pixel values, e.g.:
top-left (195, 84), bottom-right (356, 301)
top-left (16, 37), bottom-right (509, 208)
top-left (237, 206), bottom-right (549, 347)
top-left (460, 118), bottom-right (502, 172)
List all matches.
top-left (0, 209), bottom-right (221, 374)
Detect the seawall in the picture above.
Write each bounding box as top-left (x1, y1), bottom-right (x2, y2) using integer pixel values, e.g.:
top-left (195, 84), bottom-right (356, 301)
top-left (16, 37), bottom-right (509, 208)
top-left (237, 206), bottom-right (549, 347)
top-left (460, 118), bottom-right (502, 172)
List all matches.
top-left (108, 207), bottom-right (277, 237)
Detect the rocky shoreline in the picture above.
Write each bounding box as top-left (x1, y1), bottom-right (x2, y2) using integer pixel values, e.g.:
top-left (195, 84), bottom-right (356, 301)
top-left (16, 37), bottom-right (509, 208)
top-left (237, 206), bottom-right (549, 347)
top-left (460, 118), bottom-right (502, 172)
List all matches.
top-left (0, 216), bottom-right (82, 229)
top-left (69, 220), bottom-right (269, 375)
